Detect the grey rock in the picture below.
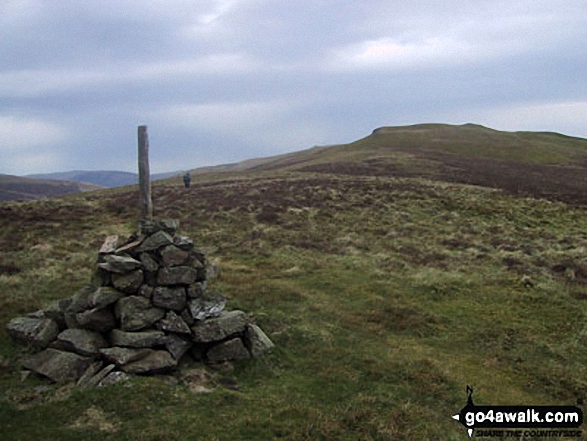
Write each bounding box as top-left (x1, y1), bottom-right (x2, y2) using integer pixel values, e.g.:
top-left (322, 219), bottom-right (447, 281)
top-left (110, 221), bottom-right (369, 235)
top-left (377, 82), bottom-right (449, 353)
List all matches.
top-left (109, 329), bottom-right (167, 348)
top-left (139, 219), bottom-right (179, 236)
top-left (25, 310), bottom-right (45, 319)
top-left (136, 230), bottom-right (173, 252)
top-left (157, 266), bottom-right (198, 285)
top-left (92, 267), bottom-right (111, 287)
top-left (174, 235), bottom-right (193, 251)
top-left (64, 312), bottom-right (82, 329)
top-left (115, 296), bottom-right (165, 331)
top-left (188, 292), bottom-right (226, 321)
top-left (68, 285), bottom-right (97, 313)
top-left (23, 348), bottom-right (93, 382)
top-left (165, 334), bottom-right (193, 360)
top-left (114, 238), bottom-right (143, 254)
top-left (6, 317), bottom-right (59, 350)
top-left (138, 284), bottom-right (154, 299)
top-left (191, 310), bottom-right (248, 343)
top-left (51, 329), bottom-right (109, 356)
top-left (98, 254), bottom-right (142, 274)
top-left (121, 350), bottom-right (178, 374)
top-left (188, 255), bottom-right (205, 270)
top-left (191, 249), bottom-right (207, 266)
top-left (161, 245), bottom-right (189, 266)
top-left (98, 371), bottom-right (131, 387)
top-left (99, 347), bottom-right (151, 366)
top-left (207, 338), bottom-right (250, 363)
top-left (79, 363), bottom-right (116, 388)
top-left (244, 324), bottom-right (274, 357)
top-left (44, 297), bottom-right (72, 330)
top-left (112, 269), bottom-right (144, 294)
top-left (139, 252), bottom-right (159, 272)
top-left (99, 235), bottom-right (119, 254)
top-left (157, 311), bottom-right (191, 335)
top-left (186, 282), bottom-right (206, 299)
top-left (76, 308), bottom-right (116, 333)
top-left (180, 308), bottom-right (195, 326)
top-left (91, 287), bottom-right (125, 309)
top-left (152, 286), bottom-right (187, 311)
top-left (76, 361), bottom-right (104, 387)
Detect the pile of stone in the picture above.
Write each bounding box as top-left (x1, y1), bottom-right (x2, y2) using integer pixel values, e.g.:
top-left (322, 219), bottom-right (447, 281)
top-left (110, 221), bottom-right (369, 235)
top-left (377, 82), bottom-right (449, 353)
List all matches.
top-left (6, 219), bottom-right (273, 386)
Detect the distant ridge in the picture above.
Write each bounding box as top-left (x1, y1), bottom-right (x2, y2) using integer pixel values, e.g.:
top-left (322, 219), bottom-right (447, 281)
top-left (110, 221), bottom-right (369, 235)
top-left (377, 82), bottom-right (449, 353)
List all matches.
top-left (184, 123), bottom-right (587, 205)
top-left (27, 170), bottom-right (180, 188)
top-left (0, 174), bottom-right (103, 202)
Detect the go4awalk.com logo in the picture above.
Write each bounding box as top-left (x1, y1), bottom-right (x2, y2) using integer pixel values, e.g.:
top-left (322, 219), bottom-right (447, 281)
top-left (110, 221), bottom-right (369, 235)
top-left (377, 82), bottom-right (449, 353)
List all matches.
top-left (452, 386), bottom-right (583, 439)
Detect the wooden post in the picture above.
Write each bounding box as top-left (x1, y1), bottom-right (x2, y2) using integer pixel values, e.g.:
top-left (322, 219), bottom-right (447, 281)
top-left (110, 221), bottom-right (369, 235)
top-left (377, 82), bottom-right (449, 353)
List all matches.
top-left (137, 125), bottom-right (153, 221)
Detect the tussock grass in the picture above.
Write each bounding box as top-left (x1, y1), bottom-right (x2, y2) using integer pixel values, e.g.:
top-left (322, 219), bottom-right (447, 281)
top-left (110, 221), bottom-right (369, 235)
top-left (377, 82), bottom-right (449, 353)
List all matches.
top-left (1, 171), bottom-right (587, 440)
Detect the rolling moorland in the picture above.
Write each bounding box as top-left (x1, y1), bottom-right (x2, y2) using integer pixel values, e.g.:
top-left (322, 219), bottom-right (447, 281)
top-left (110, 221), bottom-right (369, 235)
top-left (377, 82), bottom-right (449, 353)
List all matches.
top-left (1, 123), bottom-right (587, 440)
top-left (0, 174), bottom-right (103, 202)
top-left (26, 170), bottom-right (180, 189)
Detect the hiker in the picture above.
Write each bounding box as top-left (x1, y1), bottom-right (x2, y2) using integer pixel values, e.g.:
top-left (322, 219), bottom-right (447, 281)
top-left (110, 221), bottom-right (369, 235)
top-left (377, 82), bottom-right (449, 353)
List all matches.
top-left (183, 171), bottom-right (191, 188)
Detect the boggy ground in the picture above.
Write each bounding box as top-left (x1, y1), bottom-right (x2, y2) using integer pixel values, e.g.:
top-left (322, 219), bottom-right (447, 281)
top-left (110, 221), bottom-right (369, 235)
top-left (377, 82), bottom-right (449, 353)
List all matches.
top-left (1, 171), bottom-right (587, 440)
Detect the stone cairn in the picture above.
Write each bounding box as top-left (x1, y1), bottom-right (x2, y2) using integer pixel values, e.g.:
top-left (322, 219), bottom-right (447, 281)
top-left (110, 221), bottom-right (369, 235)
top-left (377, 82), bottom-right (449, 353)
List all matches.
top-left (6, 219), bottom-right (273, 387)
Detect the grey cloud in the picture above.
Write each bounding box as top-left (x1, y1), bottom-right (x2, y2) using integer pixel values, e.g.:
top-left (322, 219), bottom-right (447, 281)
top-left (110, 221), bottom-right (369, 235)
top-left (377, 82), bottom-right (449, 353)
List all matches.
top-left (0, 0), bottom-right (586, 175)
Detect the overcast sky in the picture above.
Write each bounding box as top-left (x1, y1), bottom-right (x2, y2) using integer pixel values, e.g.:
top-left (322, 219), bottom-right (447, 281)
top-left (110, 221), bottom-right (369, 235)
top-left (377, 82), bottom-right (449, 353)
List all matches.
top-left (1, 0), bottom-right (586, 175)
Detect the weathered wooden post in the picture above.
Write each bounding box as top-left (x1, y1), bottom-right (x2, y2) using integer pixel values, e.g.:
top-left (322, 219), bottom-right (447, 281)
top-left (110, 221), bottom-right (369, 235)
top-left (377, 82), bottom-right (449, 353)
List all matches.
top-left (137, 125), bottom-right (153, 221)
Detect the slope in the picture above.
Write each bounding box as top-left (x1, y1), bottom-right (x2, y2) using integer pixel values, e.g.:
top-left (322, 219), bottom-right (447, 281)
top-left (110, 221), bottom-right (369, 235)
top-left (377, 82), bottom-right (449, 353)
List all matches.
top-left (1, 152), bottom-right (587, 439)
top-left (0, 174), bottom-right (104, 202)
top-left (193, 123), bottom-right (587, 205)
top-left (27, 170), bottom-right (179, 188)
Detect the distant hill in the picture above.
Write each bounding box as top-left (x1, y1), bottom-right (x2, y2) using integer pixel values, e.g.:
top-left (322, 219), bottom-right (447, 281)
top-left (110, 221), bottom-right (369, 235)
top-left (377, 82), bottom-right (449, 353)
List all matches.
top-left (0, 174), bottom-right (103, 202)
top-left (187, 123), bottom-right (587, 205)
top-left (27, 170), bottom-right (180, 188)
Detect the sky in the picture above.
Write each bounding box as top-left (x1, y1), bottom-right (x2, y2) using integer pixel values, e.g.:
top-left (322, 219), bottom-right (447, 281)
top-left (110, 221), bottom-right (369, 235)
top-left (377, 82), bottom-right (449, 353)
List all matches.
top-left (1, 0), bottom-right (586, 175)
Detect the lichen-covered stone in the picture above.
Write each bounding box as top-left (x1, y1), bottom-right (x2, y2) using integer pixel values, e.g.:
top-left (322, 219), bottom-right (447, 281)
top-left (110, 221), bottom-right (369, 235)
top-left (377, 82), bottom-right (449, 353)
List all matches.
top-left (152, 286), bottom-right (186, 311)
top-left (99, 235), bottom-right (119, 254)
top-left (99, 347), bottom-right (151, 366)
top-left (187, 282), bottom-right (206, 299)
top-left (157, 311), bottom-right (191, 335)
top-left (76, 307), bottom-right (116, 333)
top-left (68, 285), bottom-right (97, 313)
top-left (207, 338), bottom-right (250, 363)
top-left (51, 329), bottom-right (109, 356)
top-left (191, 310), bottom-right (247, 343)
top-left (98, 370), bottom-right (131, 387)
top-left (157, 266), bottom-right (198, 285)
top-left (44, 297), bottom-right (72, 330)
top-left (112, 269), bottom-right (144, 294)
top-left (121, 350), bottom-right (177, 374)
top-left (138, 284), bottom-right (154, 299)
top-left (244, 324), bottom-right (274, 357)
top-left (23, 349), bottom-right (93, 382)
top-left (98, 254), bottom-right (142, 274)
top-left (139, 219), bottom-right (179, 236)
top-left (161, 245), bottom-right (189, 266)
top-left (6, 317), bottom-right (59, 350)
top-left (91, 287), bottom-right (125, 309)
top-left (173, 235), bottom-right (193, 251)
top-left (82, 363), bottom-right (116, 388)
top-left (139, 252), bottom-right (159, 272)
top-left (109, 329), bottom-right (167, 348)
top-left (188, 292), bottom-right (226, 321)
top-left (165, 334), bottom-right (193, 360)
top-left (136, 230), bottom-right (173, 251)
top-left (76, 361), bottom-right (105, 388)
top-left (115, 296), bottom-right (165, 331)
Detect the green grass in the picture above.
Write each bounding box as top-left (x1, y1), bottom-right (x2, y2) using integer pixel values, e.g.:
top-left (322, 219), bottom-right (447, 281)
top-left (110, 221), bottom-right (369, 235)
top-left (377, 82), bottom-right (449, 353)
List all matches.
top-left (1, 171), bottom-right (587, 440)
